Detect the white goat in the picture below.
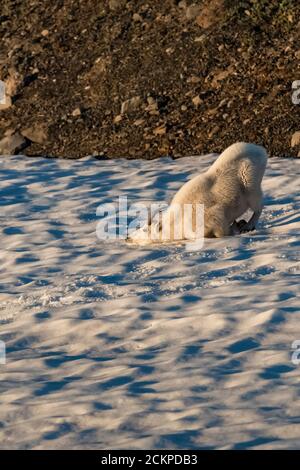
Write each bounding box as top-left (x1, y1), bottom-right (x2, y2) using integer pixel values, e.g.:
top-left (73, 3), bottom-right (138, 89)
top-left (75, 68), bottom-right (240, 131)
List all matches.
top-left (128, 142), bottom-right (267, 243)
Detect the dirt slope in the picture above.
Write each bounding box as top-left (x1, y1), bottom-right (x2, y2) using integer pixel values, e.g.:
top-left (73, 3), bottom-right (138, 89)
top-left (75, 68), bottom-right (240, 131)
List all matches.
top-left (0, 0), bottom-right (299, 158)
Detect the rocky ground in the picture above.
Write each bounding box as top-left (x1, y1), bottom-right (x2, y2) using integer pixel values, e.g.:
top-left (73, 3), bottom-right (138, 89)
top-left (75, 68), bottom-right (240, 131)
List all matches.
top-left (0, 0), bottom-right (300, 159)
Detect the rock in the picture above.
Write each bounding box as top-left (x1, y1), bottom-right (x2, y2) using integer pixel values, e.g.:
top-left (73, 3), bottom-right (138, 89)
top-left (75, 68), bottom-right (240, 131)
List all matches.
top-left (187, 75), bottom-right (201, 84)
top-left (208, 125), bottom-right (220, 138)
top-left (21, 125), bottom-right (48, 144)
top-left (147, 96), bottom-right (156, 105)
top-left (114, 115), bottom-right (123, 124)
top-left (0, 80), bottom-right (5, 100)
top-left (295, 51), bottom-right (300, 60)
top-left (194, 35), bottom-right (206, 43)
top-left (0, 82), bottom-right (11, 110)
top-left (72, 107), bottom-right (82, 117)
top-left (211, 66), bottom-right (234, 88)
top-left (153, 125), bottom-right (167, 136)
top-left (4, 128), bottom-right (15, 137)
top-left (196, 0), bottom-right (224, 29)
top-left (5, 72), bottom-right (18, 97)
top-left (0, 72), bottom-right (18, 110)
top-left (186, 4), bottom-right (202, 20)
top-left (178, 1), bottom-right (187, 9)
top-left (207, 106), bottom-right (218, 117)
top-left (133, 118), bottom-right (145, 126)
top-left (41, 29), bottom-right (49, 37)
top-left (166, 47), bottom-right (175, 55)
top-left (158, 141), bottom-right (170, 155)
top-left (109, 0), bottom-right (126, 12)
top-left (291, 131), bottom-right (300, 148)
top-left (192, 95), bottom-right (202, 107)
top-left (145, 97), bottom-right (159, 115)
top-left (132, 13), bottom-right (142, 22)
top-left (0, 132), bottom-right (27, 155)
top-left (121, 96), bottom-right (142, 114)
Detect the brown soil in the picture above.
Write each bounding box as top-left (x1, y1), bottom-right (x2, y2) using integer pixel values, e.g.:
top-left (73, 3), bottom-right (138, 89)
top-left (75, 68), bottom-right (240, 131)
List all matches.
top-left (0, 0), bottom-right (300, 158)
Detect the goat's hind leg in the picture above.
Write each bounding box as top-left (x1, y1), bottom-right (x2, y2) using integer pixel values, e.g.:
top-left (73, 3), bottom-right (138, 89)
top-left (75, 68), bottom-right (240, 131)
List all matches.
top-left (238, 190), bottom-right (263, 233)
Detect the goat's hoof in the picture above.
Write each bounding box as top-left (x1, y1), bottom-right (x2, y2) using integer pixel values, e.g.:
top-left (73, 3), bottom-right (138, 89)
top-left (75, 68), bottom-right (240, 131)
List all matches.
top-left (236, 219), bottom-right (247, 231)
top-left (236, 220), bottom-right (256, 233)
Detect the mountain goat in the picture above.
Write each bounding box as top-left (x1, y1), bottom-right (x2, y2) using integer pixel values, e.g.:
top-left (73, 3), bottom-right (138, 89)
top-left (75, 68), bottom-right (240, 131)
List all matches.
top-left (128, 142), bottom-right (267, 243)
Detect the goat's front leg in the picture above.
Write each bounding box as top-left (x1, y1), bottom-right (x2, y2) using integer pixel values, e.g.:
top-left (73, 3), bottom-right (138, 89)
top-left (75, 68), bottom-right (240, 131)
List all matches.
top-left (236, 217), bottom-right (256, 233)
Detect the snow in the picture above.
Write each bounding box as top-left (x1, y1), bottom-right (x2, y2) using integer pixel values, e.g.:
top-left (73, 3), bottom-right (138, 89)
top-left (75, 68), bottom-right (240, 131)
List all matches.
top-left (0, 153), bottom-right (299, 449)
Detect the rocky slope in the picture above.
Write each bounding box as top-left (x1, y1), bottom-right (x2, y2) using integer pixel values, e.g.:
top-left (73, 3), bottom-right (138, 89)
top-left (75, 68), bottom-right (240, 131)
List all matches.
top-left (0, 0), bottom-right (300, 158)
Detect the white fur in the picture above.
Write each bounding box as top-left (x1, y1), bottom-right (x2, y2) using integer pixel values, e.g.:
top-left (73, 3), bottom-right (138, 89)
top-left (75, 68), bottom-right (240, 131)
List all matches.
top-left (128, 142), bottom-right (267, 243)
